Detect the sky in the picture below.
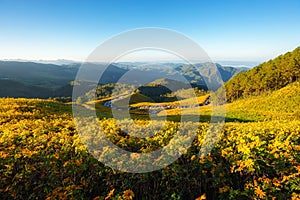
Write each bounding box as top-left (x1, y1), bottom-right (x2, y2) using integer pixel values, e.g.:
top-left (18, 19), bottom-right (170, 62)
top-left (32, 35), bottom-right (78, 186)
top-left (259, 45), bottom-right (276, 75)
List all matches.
top-left (0, 0), bottom-right (300, 63)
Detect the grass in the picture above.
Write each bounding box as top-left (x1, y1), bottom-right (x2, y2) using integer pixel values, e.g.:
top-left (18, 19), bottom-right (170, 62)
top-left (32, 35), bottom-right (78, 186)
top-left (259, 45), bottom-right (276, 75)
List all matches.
top-left (130, 94), bottom-right (210, 108)
top-left (158, 82), bottom-right (300, 122)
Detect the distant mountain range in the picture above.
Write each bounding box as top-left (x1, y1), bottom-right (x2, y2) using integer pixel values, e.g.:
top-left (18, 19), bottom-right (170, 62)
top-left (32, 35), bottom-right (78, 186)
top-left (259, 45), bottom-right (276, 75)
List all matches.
top-left (0, 61), bottom-right (248, 99)
top-left (2, 59), bottom-right (259, 68)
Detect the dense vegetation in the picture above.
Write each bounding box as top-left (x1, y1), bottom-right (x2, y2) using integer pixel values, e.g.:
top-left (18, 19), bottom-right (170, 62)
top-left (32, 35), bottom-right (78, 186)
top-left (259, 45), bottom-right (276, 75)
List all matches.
top-left (1, 49), bottom-right (300, 199)
top-left (225, 47), bottom-right (300, 102)
top-left (157, 81), bottom-right (300, 125)
top-left (0, 97), bottom-right (299, 199)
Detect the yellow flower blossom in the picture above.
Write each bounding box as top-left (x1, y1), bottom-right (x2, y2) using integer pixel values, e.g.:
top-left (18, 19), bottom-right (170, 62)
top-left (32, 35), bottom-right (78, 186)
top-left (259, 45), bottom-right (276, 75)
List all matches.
top-left (122, 189), bottom-right (134, 200)
top-left (254, 187), bottom-right (266, 199)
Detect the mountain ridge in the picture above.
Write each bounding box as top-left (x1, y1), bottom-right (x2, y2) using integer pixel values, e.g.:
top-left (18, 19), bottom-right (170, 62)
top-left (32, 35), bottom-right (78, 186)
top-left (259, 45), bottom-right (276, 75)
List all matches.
top-left (0, 60), bottom-right (248, 99)
top-left (224, 46), bottom-right (300, 102)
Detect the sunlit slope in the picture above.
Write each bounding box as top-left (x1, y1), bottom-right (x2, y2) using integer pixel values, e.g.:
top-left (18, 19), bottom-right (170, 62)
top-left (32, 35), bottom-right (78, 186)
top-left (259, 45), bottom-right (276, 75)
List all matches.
top-left (112, 93), bottom-right (154, 108)
top-left (160, 81), bottom-right (300, 122)
top-left (225, 81), bottom-right (300, 121)
top-left (0, 98), bottom-right (299, 199)
top-left (131, 93), bottom-right (210, 108)
top-left (224, 46), bottom-right (300, 102)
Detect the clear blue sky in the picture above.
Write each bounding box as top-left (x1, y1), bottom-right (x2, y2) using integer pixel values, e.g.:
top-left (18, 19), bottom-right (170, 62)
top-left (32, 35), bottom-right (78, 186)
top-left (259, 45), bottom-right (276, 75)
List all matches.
top-left (0, 0), bottom-right (300, 62)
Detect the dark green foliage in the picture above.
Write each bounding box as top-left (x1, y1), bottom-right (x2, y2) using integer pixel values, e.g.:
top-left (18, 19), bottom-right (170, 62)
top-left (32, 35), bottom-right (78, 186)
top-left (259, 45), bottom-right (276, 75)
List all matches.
top-left (225, 47), bottom-right (300, 102)
top-left (0, 61), bottom-right (77, 88)
top-left (0, 80), bottom-right (52, 98)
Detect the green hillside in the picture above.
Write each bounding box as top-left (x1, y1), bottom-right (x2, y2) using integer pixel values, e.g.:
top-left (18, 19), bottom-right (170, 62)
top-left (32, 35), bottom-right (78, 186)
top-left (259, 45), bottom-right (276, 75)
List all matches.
top-left (225, 47), bottom-right (300, 102)
top-left (160, 81), bottom-right (300, 122)
top-left (225, 81), bottom-right (300, 121)
top-left (0, 61), bottom-right (77, 88)
top-left (0, 47), bottom-right (299, 200)
top-left (0, 80), bottom-right (52, 98)
top-left (1, 98), bottom-right (299, 199)
top-left (112, 93), bottom-right (154, 108)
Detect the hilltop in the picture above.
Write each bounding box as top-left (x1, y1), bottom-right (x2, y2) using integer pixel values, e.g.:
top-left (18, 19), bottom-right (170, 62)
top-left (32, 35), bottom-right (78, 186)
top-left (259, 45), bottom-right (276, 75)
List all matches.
top-left (224, 47), bottom-right (300, 102)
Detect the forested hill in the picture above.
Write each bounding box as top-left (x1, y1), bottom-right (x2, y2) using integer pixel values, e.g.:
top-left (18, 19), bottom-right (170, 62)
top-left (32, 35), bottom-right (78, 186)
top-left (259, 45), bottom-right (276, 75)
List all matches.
top-left (225, 47), bottom-right (300, 102)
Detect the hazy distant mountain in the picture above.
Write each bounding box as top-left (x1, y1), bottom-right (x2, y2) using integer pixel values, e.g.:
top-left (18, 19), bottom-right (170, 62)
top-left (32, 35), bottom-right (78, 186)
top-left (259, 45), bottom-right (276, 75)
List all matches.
top-left (0, 61), bottom-right (78, 89)
top-left (0, 79), bottom-right (52, 98)
top-left (0, 61), bottom-right (248, 98)
top-left (114, 62), bottom-right (248, 90)
top-left (217, 61), bottom-right (260, 68)
top-left (2, 59), bottom-right (81, 65)
top-left (192, 63), bottom-right (248, 90)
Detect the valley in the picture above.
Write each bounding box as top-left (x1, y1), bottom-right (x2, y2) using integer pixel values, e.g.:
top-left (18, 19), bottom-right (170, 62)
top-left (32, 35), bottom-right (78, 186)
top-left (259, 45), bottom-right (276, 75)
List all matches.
top-left (0, 47), bottom-right (300, 199)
